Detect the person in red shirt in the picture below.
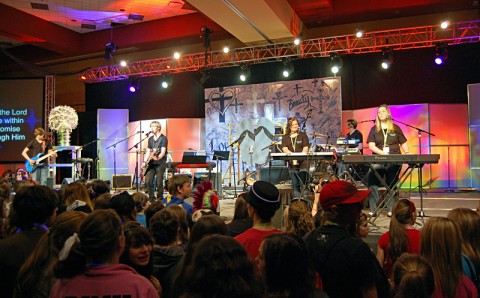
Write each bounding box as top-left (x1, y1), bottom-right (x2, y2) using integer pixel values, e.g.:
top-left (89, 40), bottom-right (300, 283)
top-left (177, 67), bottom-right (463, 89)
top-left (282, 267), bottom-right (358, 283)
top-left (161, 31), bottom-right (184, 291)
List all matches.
top-left (234, 181), bottom-right (282, 260)
top-left (376, 199), bottom-right (421, 279)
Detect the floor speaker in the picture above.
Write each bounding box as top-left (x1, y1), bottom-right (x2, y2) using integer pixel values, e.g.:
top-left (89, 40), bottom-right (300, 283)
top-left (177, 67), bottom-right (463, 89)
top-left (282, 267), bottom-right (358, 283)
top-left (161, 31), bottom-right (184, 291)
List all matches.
top-left (260, 166), bottom-right (290, 185)
top-left (112, 174), bottom-right (133, 189)
top-left (60, 178), bottom-right (75, 191)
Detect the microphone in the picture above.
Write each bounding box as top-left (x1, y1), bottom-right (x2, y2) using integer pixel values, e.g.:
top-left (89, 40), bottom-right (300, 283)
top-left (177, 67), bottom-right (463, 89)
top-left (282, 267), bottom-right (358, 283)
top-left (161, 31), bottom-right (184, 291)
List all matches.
top-left (137, 131), bottom-right (144, 133)
top-left (359, 119), bottom-right (375, 123)
top-left (145, 131), bottom-right (152, 136)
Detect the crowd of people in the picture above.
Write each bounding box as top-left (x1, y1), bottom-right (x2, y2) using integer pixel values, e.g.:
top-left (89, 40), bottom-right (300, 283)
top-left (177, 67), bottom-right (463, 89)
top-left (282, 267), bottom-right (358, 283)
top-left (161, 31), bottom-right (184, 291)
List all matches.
top-left (0, 103), bottom-right (478, 297)
top-left (0, 172), bottom-right (479, 298)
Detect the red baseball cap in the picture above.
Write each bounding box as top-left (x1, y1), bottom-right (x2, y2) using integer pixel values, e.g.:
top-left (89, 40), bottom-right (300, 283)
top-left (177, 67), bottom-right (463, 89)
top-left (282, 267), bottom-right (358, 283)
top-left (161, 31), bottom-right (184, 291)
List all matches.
top-left (320, 180), bottom-right (371, 211)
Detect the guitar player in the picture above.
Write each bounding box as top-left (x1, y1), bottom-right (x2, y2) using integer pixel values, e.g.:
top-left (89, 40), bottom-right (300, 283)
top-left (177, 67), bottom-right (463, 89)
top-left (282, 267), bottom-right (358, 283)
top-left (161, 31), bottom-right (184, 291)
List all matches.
top-left (142, 121), bottom-right (168, 201)
top-left (21, 127), bottom-right (57, 186)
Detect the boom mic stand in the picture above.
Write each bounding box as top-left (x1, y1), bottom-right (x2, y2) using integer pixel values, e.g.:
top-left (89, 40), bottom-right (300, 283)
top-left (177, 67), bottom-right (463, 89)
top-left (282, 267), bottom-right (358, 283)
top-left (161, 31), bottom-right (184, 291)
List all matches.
top-left (128, 133), bottom-right (150, 192)
top-left (393, 119), bottom-right (435, 218)
top-left (106, 131), bottom-right (142, 192)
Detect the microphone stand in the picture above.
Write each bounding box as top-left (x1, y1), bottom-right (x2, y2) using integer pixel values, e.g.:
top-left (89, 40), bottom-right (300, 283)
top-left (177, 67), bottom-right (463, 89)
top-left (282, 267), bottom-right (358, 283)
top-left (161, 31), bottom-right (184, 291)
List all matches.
top-left (128, 134), bottom-right (150, 192)
top-left (106, 131), bottom-right (142, 192)
top-left (393, 118), bottom-right (435, 218)
top-left (72, 138), bottom-right (99, 181)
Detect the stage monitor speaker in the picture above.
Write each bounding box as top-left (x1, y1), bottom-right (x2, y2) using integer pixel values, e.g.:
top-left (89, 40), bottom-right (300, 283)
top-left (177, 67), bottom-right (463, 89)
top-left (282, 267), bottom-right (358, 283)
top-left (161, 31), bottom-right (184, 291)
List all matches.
top-left (260, 166), bottom-right (290, 185)
top-left (60, 178), bottom-right (75, 191)
top-left (46, 177), bottom-right (54, 189)
top-left (112, 174), bottom-right (133, 189)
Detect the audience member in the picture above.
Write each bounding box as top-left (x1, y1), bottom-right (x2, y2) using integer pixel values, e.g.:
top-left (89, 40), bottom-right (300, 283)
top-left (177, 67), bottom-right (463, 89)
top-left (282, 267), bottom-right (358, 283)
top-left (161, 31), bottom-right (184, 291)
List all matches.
top-left (120, 221), bottom-right (161, 296)
top-left (173, 214), bottom-right (228, 298)
top-left (306, 180), bottom-right (390, 297)
top-left (447, 208), bottom-right (480, 290)
top-left (234, 181), bottom-right (282, 259)
top-left (377, 199), bottom-right (421, 278)
top-left (145, 200), bottom-right (165, 228)
top-left (132, 191), bottom-right (150, 226)
top-left (167, 205), bottom-right (190, 247)
top-left (165, 174), bottom-right (193, 218)
top-left (178, 234), bottom-right (263, 298)
top-left (356, 213), bottom-right (370, 239)
top-left (192, 180), bottom-right (219, 214)
top-left (392, 253), bottom-right (435, 298)
top-left (63, 181), bottom-right (93, 213)
top-left (0, 185), bottom-right (58, 298)
top-left (149, 209), bottom-right (184, 298)
top-left (50, 210), bottom-right (158, 297)
top-left (93, 192), bottom-right (112, 210)
top-left (14, 211), bottom-right (87, 298)
top-left (284, 198), bottom-right (315, 238)
top-left (88, 179), bottom-right (110, 201)
top-left (421, 216), bottom-right (477, 298)
top-left (227, 192), bottom-right (253, 237)
top-left (110, 191), bottom-right (137, 224)
top-left (258, 233), bottom-right (328, 298)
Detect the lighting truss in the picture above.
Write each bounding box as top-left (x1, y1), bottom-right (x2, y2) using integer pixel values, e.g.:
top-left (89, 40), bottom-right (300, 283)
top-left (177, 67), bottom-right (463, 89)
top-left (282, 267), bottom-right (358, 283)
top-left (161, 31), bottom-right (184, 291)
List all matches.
top-left (81, 20), bottom-right (480, 83)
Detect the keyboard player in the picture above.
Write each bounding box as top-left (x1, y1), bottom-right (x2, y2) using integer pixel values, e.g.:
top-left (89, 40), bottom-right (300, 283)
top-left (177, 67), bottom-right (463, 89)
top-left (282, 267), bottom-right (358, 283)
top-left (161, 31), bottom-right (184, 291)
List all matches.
top-left (366, 104), bottom-right (409, 217)
top-left (281, 117), bottom-right (310, 198)
top-left (337, 118), bottom-right (364, 176)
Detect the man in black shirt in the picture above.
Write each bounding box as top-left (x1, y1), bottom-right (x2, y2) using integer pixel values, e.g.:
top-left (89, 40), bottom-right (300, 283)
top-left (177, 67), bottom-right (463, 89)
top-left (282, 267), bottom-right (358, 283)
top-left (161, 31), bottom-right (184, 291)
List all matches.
top-left (142, 121), bottom-right (168, 201)
top-left (21, 127), bottom-right (56, 186)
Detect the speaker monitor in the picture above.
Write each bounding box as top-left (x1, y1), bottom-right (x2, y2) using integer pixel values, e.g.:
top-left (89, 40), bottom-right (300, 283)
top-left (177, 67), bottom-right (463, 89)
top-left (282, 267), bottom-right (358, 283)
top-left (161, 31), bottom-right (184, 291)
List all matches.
top-left (260, 166), bottom-right (290, 185)
top-left (112, 174), bottom-right (133, 189)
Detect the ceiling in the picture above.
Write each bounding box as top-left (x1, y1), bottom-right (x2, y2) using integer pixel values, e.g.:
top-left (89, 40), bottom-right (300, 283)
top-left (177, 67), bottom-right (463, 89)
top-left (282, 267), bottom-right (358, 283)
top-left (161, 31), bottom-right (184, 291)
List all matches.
top-left (0, 0), bottom-right (477, 73)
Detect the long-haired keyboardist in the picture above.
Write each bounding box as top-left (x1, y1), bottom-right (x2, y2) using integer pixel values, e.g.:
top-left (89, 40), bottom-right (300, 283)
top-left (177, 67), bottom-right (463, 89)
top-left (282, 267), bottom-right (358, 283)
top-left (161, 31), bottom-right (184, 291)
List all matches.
top-left (281, 117), bottom-right (310, 198)
top-left (366, 104), bottom-right (409, 217)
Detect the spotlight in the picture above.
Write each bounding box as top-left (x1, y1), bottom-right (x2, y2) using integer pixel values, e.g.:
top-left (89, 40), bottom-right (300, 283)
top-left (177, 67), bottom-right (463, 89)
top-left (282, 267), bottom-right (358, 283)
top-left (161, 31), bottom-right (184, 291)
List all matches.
top-left (80, 75), bottom-right (87, 81)
top-left (330, 55), bottom-right (342, 75)
top-left (355, 27), bottom-right (364, 38)
top-left (104, 42), bottom-right (118, 61)
top-left (128, 77), bottom-right (139, 93)
top-left (223, 46), bottom-right (229, 54)
top-left (160, 73), bottom-right (173, 89)
top-left (434, 45), bottom-right (448, 65)
top-left (239, 64), bottom-right (250, 82)
top-left (381, 49), bottom-right (393, 70)
top-left (294, 35), bottom-right (302, 45)
top-left (282, 59), bottom-right (294, 78)
top-left (120, 60), bottom-right (127, 67)
top-left (440, 20), bottom-right (449, 29)
top-left (173, 52), bottom-right (181, 59)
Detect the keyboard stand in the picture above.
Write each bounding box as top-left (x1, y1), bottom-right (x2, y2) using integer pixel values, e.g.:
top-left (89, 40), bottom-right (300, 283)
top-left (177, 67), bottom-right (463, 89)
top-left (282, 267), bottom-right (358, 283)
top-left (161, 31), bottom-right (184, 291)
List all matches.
top-left (369, 163), bottom-right (419, 223)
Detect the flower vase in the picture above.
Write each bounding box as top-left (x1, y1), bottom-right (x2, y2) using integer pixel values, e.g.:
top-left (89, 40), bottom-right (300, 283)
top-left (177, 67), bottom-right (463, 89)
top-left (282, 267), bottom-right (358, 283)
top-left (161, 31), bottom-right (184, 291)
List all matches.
top-left (58, 128), bottom-right (72, 146)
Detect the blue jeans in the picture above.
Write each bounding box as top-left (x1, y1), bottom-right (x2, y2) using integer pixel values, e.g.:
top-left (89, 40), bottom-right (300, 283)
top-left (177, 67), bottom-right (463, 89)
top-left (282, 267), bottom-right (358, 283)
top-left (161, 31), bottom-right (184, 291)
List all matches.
top-left (32, 164), bottom-right (49, 186)
top-left (289, 169), bottom-right (307, 198)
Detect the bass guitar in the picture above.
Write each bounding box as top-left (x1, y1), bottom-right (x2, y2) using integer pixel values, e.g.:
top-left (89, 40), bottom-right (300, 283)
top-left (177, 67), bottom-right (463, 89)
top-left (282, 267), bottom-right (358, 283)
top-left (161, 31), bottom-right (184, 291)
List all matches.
top-left (25, 150), bottom-right (59, 173)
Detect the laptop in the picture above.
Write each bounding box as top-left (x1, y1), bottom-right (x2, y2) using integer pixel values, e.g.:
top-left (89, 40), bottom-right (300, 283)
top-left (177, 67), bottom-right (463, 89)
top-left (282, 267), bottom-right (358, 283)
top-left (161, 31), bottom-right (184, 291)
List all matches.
top-left (182, 151), bottom-right (207, 164)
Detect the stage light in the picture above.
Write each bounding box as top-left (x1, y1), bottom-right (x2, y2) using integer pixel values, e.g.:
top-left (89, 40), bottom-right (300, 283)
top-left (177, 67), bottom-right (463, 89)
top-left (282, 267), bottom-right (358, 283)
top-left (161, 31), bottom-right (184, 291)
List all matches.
top-left (330, 55), bottom-right (342, 75)
top-left (440, 20), bottom-right (449, 29)
top-left (119, 60), bottom-right (127, 67)
top-left (434, 45), bottom-right (448, 65)
top-left (356, 27), bottom-right (364, 38)
top-left (160, 73), bottom-right (173, 89)
top-left (223, 46), bottom-right (229, 54)
top-left (239, 64), bottom-right (250, 82)
top-left (104, 42), bottom-right (118, 61)
top-left (128, 77), bottom-right (139, 93)
top-left (282, 59), bottom-right (294, 78)
top-left (173, 52), bottom-right (181, 59)
top-left (294, 35), bottom-right (302, 45)
top-left (381, 49), bottom-right (393, 70)
top-left (80, 75), bottom-right (87, 81)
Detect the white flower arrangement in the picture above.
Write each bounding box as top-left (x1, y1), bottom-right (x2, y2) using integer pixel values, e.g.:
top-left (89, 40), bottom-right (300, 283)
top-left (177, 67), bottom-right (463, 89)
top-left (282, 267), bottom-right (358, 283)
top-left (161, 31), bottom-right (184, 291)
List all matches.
top-left (48, 105), bottom-right (78, 132)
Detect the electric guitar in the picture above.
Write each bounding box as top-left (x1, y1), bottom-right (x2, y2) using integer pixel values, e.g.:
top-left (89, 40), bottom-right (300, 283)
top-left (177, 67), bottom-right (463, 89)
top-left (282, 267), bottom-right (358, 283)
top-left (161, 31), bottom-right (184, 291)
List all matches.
top-left (25, 150), bottom-right (59, 173)
top-left (141, 149), bottom-right (161, 177)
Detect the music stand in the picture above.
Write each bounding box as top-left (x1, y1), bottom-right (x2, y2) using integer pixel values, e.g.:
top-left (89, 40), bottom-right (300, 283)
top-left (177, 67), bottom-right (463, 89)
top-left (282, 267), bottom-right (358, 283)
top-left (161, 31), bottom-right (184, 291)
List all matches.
top-left (213, 151), bottom-right (229, 197)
